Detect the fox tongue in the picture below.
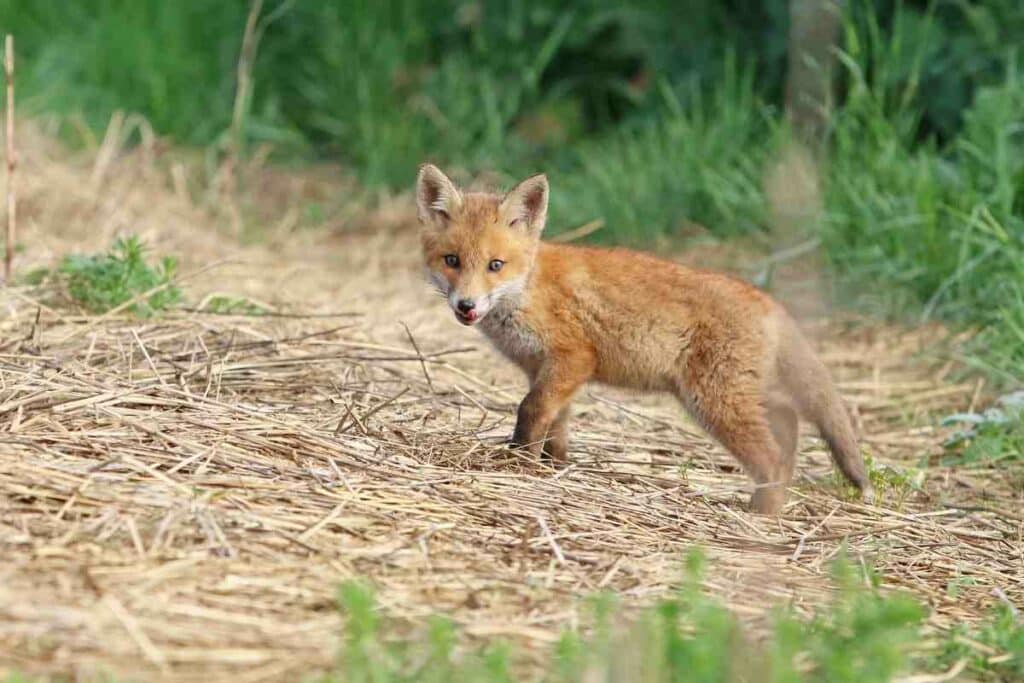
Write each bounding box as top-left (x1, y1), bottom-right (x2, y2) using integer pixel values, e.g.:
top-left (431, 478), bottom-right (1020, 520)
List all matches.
top-left (463, 310), bottom-right (478, 321)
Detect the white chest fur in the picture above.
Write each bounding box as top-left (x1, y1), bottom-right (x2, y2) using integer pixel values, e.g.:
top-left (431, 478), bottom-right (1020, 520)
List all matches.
top-left (479, 307), bottom-right (544, 365)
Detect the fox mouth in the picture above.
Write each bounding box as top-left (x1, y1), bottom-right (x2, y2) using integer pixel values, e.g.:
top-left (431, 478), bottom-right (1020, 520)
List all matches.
top-left (455, 310), bottom-right (480, 326)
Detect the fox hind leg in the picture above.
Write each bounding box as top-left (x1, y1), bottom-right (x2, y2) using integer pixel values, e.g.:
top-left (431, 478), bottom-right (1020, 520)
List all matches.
top-left (765, 397), bottom-right (800, 485)
top-left (711, 411), bottom-right (788, 515)
top-left (678, 387), bottom-right (790, 514)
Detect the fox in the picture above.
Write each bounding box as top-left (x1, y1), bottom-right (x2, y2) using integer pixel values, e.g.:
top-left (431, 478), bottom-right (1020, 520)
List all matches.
top-left (416, 163), bottom-right (873, 514)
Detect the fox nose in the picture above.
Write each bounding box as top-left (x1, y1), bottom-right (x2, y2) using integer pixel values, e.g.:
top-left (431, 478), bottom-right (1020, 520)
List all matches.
top-left (456, 299), bottom-right (476, 314)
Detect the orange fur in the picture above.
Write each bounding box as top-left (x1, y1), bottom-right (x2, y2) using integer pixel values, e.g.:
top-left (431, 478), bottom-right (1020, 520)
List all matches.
top-left (416, 164), bottom-right (872, 514)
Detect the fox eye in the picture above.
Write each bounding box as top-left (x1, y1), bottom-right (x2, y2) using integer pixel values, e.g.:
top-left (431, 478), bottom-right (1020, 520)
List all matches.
top-left (444, 254), bottom-right (460, 268)
top-left (488, 259), bottom-right (505, 272)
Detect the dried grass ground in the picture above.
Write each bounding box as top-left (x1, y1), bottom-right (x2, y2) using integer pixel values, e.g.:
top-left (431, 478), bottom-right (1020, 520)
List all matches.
top-left (1, 125), bottom-right (1021, 681)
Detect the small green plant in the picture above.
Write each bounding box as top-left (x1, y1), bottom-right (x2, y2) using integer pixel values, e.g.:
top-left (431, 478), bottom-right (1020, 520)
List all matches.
top-left (17, 266), bottom-right (52, 286)
top-left (323, 581), bottom-right (513, 683)
top-left (58, 236), bottom-right (181, 316)
top-left (941, 392), bottom-right (1024, 471)
top-left (199, 294), bottom-right (267, 316)
top-left (771, 557), bottom-right (926, 683)
top-left (866, 456), bottom-right (923, 510)
top-left (824, 454), bottom-right (921, 508)
top-left (595, 551), bottom-right (926, 683)
top-left (5, 557), bottom-right (1018, 682)
top-left (4, 675), bottom-right (36, 683)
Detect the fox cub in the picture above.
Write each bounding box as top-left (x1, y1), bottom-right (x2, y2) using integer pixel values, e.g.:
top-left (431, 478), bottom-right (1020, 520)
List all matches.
top-left (416, 164), bottom-right (872, 514)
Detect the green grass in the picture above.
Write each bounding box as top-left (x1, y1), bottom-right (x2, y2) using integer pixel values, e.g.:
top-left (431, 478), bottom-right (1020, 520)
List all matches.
top-left (57, 235), bottom-right (181, 316)
top-left (941, 604), bottom-right (1024, 680)
top-left (316, 551), bottom-right (1021, 683)
top-left (819, 18), bottom-right (1024, 386)
top-left (1, 6), bottom-right (1021, 671)
top-left (553, 54), bottom-right (774, 245)
top-left (2, 1), bottom-right (249, 147)
top-left (3, 6), bottom-right (1021, 677)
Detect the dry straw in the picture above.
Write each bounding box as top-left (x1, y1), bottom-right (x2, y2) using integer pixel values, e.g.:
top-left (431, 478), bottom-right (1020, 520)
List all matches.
top-left (0, 120), bottom-right (1020, 681)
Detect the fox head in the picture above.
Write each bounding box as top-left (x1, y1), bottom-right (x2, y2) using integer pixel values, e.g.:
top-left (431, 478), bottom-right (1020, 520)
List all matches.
top-left (416, 164), bottom-right (548, 326)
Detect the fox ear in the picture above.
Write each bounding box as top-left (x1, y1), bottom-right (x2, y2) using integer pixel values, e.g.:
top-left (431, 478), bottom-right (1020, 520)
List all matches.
top-left (501, 173), bottom-right (548, 234)
top-left (416, 164), bottom-right (462, 226)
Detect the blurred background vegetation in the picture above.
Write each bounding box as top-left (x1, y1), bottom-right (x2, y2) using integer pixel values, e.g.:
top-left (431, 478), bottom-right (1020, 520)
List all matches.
top-left (0, 0), bottom-right (1022, 383)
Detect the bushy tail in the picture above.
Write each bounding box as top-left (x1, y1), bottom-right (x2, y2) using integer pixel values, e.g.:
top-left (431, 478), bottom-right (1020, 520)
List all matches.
top-left (779, 323), bottom-right (873, 499)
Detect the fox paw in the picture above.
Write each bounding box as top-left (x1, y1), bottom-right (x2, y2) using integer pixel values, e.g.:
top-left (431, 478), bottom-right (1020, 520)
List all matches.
top-left (749, 486), bottom-right (786, 515)
top-left (859, 484), bottom-right (876, 506)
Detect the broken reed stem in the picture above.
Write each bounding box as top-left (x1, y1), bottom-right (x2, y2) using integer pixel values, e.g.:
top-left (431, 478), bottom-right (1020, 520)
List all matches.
top-left (230, 0), bottom-right (263, 165)
top-left (4, 34), bottom-right (14, 284)
top-left (221, 0), bottom-right (294, 235)
top-left (211, 0), bottom-right (264, 235)
top-left (228, 0), bottom-right (295, 170)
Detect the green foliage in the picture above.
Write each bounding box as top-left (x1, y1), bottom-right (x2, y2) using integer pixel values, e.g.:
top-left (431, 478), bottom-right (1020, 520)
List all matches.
top-left (941, 392), bottom-right (1024, 470)
top-left (819, 4), bottom-right (1024, 386)
top-left (3, 675), bottom-right (35, 683)
top-left (1, 1), bottom-right (1020, 398)
top-left (823, 454), bottom-right (922, 509)
top-left (3, 0), bottom-right (1021, 179)
top-left (17, 266), bottom-right (51, 286)
top-left (324, 552), bottom-right (940, 683)
top-left (3, 557), bottom-right (1019, 681)
top-left (941, 604), bottom-right (1024, 680)
top-left (963, 281), bottom-right (1024, 387)
top-left (770, 558), bottom-right (926, 683)
top-left (0, 0), bottom-right (251, 146)
top-left (865, 456), bottom-right (922, 510)
top-left (973, 605), bottom-right (1024, 678)
top-left (556, 56), bottom-right (774, 245)
top-left (324, 580), bottom-right (513, 683)
top-left (846, 0), bottom-right (1024, 141)
top-left (58, 236), bottom-right (181, 316)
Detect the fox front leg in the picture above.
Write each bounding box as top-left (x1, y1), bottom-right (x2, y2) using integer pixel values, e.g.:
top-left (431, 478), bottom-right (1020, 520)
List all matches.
top-left (541, 406), bottom-right (571, 465)
top-left (511, 359), bottom-right (590, 463)
top-left (511, 389), bottom-right (559, 459)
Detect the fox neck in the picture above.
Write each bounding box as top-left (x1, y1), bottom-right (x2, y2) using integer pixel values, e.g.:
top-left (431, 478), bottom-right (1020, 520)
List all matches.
top-left (477, 273), bottom-right (543, 366)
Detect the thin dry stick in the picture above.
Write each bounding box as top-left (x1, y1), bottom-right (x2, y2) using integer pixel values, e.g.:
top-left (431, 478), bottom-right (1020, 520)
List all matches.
top-left (550, 219), bottom-right (603, 243)
top-left (402, 322), bottom-right (435, 394)
top-left (3, 35), bottom-right (14, 283)
top-left (103, 594), bottom-right (169, 674)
